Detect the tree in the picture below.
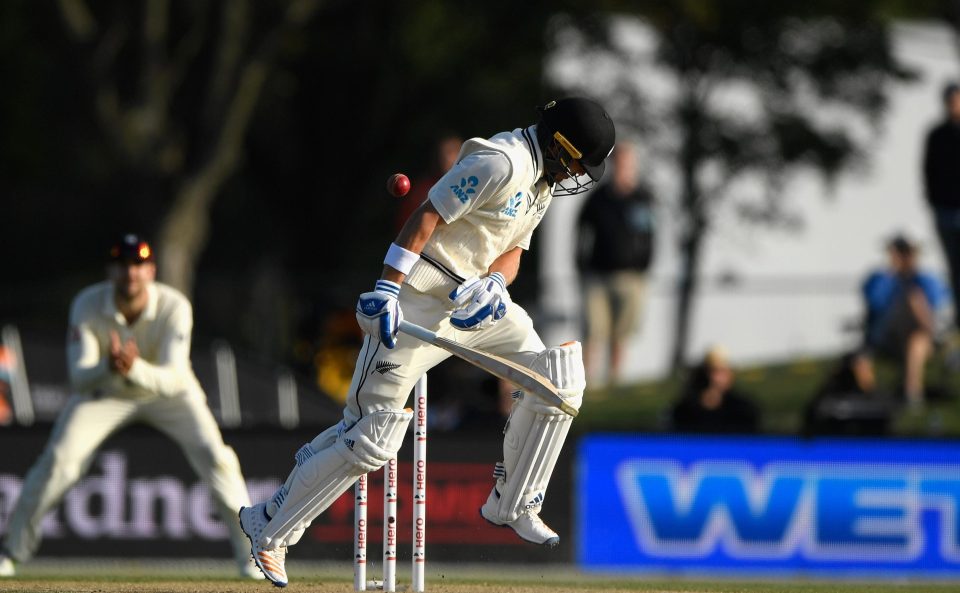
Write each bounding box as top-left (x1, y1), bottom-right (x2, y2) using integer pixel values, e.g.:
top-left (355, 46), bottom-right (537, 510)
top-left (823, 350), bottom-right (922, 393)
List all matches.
top-left (941, 0), bottom-right (960, 57)
top-left (551, 2), bottom-right (915, 371)
top-left (55, 0), bottom-right (322, 297)
top-left (1, 0), bottom-right (586, 356)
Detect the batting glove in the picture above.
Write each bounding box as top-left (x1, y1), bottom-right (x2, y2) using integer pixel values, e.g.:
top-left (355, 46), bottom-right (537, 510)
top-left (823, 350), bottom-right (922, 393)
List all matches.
top-left (356, 280), bottom-right (403, 348)
top-left (449, 272), bottom-right (508, 331)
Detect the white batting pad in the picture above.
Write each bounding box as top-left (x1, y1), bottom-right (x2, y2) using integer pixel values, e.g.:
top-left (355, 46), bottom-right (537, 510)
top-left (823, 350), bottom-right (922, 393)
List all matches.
top-left (267, 423), bottom-right (342, 519)
top-left (490, 343), bottom-right (584, 523)
top-left (530, 341), bottom-right (586, 400)
top-left (259, 409), bottom-right (412, 548)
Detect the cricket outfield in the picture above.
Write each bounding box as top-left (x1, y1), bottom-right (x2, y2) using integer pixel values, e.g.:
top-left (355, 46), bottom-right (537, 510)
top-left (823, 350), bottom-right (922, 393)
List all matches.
top-left (2, 559), bottom-right (959, 593)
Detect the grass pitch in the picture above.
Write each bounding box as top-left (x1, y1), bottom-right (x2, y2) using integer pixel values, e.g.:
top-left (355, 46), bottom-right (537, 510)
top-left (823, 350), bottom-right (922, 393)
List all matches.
top-left (2, 559), bottom-right (959, 593)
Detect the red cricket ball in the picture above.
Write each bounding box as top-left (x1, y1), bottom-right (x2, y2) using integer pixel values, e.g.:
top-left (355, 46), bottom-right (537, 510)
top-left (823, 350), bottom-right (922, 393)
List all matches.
top-left (387, 173), bottom-right (411, 198)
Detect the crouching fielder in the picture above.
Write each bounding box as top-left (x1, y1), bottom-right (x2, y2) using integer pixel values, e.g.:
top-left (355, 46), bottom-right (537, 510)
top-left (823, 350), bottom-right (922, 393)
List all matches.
top-left (240, 97), bottom-right (616, 586)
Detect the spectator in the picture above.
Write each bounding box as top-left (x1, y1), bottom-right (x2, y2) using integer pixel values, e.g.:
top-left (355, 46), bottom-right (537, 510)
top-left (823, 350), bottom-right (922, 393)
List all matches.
top-left (922, 82), bottom-right (960, 332)
top-left (0, 383), bottom-right (10, 426)
top-left (669, 346), bottom-right (760, 434)
top-left (861, 234), bottom-right (950, 405)
top-left (576, 141), bottom-right (656, 386)
top-left (803, 351), bottom-right (894, 436)
top-left (395, 133), bottom-right (462, 233)
top-left (0, 346), bottom-right (13, 425)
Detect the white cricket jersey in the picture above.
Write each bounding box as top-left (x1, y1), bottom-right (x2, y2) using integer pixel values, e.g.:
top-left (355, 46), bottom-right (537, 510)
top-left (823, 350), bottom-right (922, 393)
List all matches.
top-left (67, 280), bottom-right (204, 399)
top-left (404, 125), bottom-right (552, 295)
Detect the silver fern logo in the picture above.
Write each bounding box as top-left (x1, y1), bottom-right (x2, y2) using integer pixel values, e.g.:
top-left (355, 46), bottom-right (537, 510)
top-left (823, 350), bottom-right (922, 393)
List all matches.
top-left (373, 361), bottom-right (402, 375)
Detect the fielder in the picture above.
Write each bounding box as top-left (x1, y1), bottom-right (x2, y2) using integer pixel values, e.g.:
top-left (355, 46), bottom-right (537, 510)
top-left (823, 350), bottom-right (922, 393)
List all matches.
top-left (0, 234), bottom-right (262, 580)
top-left (240, 97), bottom-right (616, 586)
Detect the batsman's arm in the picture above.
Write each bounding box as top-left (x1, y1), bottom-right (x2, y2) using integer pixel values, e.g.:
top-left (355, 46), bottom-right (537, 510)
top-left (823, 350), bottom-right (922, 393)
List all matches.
top-left (124, 299), bottom-right (195, 397)
top-left (486, 247), bottom-right (522, 286)
top-left (381, 201), bottom-right (445, 284)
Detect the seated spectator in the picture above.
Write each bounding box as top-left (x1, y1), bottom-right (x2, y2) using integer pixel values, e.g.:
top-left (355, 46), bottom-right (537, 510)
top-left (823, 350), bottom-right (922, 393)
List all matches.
top-left (670, 346), bottom-right (760, 434)
top-left (803, 351), bottom-right (894, 436)
top-left (862, 234), bottom-right (950, 406)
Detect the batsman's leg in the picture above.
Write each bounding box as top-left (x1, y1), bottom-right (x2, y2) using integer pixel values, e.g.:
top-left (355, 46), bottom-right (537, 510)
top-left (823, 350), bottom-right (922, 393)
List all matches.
top-left (480, 341), bottom-right (585, 547)
top-left (240, 408), bottom-right (413, 587)
top-left (239, 286), bottom-right (448, 586)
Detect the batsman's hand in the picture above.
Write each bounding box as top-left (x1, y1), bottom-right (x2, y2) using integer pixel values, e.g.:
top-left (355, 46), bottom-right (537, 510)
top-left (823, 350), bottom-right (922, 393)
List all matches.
top-left (356, 280), bottom-right (403, 348)
top-left (449, 272), bottom-right (508, 331)
top-left (109, 330), bottom-right (139, 377)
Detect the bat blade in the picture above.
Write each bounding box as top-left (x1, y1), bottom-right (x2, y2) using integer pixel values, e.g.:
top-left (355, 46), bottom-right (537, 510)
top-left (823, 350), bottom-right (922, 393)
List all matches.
top-left (434, 336), bottom-right (579, 417)
top-left (398, 320), bottom-right (577, 417)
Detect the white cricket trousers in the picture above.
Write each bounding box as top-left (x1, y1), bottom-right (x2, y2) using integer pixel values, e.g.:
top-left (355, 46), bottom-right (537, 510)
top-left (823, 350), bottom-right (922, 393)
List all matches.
top-left (343, 284), bottom-right (547, 424)
top-left (3, 391), bottom-right (252, 565)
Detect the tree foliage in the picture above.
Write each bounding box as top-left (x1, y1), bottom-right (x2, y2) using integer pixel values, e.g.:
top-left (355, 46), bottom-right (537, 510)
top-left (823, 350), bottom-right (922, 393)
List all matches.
top-left (1, 0), bottom-right (948, 370)
top-left (553, 1), bottom-right (917, 370)
top-left (0, 0), bottom-right (570, 358)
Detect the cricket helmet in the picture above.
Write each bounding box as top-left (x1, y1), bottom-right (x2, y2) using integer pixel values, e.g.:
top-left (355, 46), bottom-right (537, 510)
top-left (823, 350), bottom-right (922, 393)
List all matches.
top-left (537, 97), bottom-right (616, 195)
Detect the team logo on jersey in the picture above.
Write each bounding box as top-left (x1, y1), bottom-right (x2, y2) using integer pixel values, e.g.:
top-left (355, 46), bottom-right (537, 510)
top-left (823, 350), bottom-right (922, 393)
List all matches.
top-left (501, 192), bottom-right (523, 218)
top-left (534, 200), bottom-right (546, 219)
top-left (451, 176), bottom-right (479, 203)
top-left (373, 361), bottom-right (402, 376)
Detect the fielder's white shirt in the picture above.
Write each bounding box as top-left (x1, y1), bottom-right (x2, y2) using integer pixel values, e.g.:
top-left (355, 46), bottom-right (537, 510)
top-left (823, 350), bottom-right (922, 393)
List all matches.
top-left (67, 281), bottom-right (204, 399)
top-left (404, 125), bottom-right (552, 295)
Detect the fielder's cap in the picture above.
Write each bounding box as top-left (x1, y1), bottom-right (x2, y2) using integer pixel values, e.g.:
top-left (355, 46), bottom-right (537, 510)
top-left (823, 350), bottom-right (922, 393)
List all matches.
top-left (109, 233), bottom-right (154, 263)
top-left (539, 97), bottom-right (616, 182)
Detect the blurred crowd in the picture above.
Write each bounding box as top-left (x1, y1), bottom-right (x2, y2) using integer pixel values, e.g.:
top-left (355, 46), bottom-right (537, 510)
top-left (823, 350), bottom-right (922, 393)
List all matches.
top-left (669, 81), bottom-right (960, 437)
top-left (2, 83), bottom-right (959, 439)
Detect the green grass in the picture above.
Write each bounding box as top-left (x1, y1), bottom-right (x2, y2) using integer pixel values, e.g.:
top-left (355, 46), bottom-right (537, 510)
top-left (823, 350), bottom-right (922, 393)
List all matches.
top-left (573, 352), bottom-right (960, 437)
top-left (7, 559), bottom-right (960, 592)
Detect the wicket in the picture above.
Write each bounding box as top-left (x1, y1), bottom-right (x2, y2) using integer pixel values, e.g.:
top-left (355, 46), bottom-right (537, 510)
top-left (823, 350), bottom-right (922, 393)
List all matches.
top-left (354, 374), bottom-right (427, 592)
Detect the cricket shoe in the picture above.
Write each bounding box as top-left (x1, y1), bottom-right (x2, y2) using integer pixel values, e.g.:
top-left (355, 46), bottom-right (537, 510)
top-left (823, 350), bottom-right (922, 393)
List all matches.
top-left (239, 504), bottom-right (288, 587)
top-left (238, 557), bottom-right (267, 580)
top-left (479, 488), bottom-right (560, 548)
top-left (0, 553), bottom-right (14, 577)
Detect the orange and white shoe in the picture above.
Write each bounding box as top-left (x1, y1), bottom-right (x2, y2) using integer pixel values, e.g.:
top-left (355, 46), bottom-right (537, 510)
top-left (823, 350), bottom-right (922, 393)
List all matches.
top-left (239, 504), bottom-right (288, 587)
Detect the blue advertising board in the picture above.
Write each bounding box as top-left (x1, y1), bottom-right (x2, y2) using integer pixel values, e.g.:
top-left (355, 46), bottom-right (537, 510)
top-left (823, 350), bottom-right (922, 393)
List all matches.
top-left (576, 435), bottom-right (960, 576)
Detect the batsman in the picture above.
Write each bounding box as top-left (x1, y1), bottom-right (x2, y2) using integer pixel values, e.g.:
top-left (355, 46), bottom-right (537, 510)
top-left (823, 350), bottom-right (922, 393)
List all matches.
top-left (240, 97), bottom-right (616, 586)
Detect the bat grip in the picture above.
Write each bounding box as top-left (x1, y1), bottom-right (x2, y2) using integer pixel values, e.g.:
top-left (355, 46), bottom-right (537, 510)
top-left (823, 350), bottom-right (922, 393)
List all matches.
top-left (397, 320), bottom-right (437, 344)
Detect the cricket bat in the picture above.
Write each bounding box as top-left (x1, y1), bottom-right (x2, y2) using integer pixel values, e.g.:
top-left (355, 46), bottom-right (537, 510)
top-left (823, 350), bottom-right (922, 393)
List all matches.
top-left (397, 320), bottom-right (578, 417)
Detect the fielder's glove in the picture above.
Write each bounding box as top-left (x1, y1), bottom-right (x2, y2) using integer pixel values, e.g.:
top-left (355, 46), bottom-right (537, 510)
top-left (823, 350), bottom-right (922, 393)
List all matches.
top-left (449, 272), bottom-right (508, 331)
top-left (356, 280), bottom-right (403, 348)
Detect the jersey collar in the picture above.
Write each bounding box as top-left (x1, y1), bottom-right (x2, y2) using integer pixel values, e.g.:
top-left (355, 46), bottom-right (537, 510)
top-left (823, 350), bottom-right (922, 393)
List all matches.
top-left (520, 125), bottom-right (544, 181)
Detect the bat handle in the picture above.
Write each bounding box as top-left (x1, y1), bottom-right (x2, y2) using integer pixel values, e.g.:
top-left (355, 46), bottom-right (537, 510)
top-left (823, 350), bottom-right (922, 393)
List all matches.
top-left (397, 320), bottom-right (437, 345)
